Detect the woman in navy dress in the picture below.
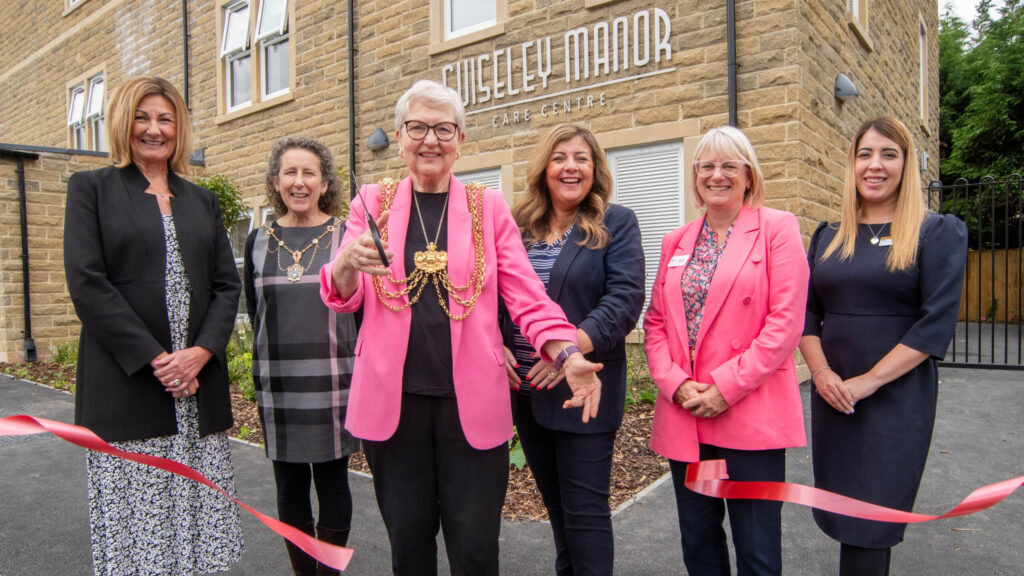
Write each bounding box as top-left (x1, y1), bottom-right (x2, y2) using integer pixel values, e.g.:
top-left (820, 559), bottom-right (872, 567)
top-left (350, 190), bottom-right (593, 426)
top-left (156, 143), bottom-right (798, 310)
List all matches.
top-left (800, 116), bottom-right (967, 576)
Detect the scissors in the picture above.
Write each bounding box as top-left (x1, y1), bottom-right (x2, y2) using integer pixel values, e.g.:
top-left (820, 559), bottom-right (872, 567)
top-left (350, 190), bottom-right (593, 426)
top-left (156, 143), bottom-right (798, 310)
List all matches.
top-left (349, 174), bottom-right (390, 268)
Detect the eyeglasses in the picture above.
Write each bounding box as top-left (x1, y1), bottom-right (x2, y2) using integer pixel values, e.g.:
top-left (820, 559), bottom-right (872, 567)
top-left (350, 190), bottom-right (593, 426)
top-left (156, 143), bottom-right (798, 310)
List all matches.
top-left (694, 160), bottom-right (748, 178)
top-left (403, 120), bottom-right (459, 142)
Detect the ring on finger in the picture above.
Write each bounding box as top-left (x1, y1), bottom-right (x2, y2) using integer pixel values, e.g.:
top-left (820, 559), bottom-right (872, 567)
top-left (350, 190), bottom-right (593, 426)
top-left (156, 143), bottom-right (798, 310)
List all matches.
top-left (548, 371), bottom-right (557, 378)
top-left (173, 378), bottom-right (181, 386)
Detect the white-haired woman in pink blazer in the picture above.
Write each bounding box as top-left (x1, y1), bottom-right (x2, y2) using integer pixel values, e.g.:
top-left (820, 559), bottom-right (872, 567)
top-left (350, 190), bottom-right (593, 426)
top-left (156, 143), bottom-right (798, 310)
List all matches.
top-left (644, 125), bottom-right (809, 576)
top-left (320, 79), bottom-right (603, 576)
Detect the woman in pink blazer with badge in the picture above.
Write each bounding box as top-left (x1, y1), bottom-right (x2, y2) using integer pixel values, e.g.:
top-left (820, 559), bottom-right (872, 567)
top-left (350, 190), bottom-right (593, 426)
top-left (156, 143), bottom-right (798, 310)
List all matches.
top-left (319, 80), bottom-right (602, 576)
top-left (644, 126), bottom-right (808, 576)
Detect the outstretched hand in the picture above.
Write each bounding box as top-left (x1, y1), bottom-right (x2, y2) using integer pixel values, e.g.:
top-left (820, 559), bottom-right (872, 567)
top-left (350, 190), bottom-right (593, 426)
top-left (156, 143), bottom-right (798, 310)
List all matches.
top-left (561, 353), bottom-right (603, 423)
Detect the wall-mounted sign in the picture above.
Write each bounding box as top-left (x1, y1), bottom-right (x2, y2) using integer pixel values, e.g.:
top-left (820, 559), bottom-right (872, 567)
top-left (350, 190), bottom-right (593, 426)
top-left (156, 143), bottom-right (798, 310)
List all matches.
top-left (441, 7), bottom-right (674, 126)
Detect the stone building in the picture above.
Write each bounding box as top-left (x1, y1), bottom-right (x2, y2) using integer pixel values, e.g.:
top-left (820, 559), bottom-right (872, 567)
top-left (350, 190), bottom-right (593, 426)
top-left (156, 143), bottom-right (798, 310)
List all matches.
top-left (0, 0), bottom-right (939, 361)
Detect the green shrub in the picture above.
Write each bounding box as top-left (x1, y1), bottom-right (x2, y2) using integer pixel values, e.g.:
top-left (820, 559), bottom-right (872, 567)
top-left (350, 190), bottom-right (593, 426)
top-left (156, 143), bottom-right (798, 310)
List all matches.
top-left (196, 174), bottom-right (247, 230)
top-left (508, 426), bottom-right (526, 470)
top-left (52, 341), bottom-right (79, 366)
top-left (227, 320), bottom-right (255, 402)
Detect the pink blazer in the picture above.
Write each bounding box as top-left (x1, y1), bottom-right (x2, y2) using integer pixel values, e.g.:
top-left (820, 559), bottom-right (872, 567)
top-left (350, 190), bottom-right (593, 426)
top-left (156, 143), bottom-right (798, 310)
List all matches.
top-left (320, 176), bottom-right (577, 450)
top-left (644, 206), bottom-right (808, 462)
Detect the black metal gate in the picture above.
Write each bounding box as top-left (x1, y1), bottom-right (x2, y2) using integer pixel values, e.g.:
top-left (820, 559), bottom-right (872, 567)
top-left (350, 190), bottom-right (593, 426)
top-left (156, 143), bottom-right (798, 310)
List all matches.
top-left (928, 175), bottom-right (1024, 369)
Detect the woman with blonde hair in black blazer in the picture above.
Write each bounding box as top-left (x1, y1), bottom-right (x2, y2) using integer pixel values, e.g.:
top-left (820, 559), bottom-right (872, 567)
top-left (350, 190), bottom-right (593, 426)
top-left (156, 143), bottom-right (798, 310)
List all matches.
top-left (64, 76), bottom-right (243, 575)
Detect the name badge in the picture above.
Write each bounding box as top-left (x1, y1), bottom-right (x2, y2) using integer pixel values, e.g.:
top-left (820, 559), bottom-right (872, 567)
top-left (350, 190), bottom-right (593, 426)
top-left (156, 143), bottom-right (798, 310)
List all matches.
top-left (668, 255), bottom-right (689, 268)
top-left (878, 237), bottom-right (893, 247)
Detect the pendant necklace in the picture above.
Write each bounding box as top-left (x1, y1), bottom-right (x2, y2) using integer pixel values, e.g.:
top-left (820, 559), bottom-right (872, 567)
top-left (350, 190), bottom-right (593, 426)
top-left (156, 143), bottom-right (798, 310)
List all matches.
top-left (866, 222), bottom-right (888, 245)
top-left (371, 178), bottom-right (487, 321)
top-left (266, 219), bottom-right (336, 282)
top-left (413, 191), bottom-right (450, 273)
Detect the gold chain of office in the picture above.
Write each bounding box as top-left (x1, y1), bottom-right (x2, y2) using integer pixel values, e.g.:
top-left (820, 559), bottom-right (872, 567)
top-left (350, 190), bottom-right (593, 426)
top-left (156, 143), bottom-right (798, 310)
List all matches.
top-left (371, 178), bottom-right (487, 321)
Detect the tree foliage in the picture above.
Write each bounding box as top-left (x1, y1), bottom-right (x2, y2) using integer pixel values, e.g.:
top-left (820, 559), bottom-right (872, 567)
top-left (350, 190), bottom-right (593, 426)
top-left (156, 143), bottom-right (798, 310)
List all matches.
top-left (939, 0), bottom-right (1024, 182)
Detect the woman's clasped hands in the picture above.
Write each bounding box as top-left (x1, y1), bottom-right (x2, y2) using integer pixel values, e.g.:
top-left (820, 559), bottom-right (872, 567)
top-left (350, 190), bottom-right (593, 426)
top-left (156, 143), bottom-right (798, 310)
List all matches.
top-left (675, 379), bottom-right (730, 419)
top-left (151, 347), bottom-right (212, 398)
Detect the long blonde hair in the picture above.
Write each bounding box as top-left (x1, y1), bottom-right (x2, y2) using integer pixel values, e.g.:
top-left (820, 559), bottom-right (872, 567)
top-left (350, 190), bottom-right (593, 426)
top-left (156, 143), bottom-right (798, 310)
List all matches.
top-left (515, 124), bottom-right (612, 249)
top-left (824, 116), bottom-right (926, 272)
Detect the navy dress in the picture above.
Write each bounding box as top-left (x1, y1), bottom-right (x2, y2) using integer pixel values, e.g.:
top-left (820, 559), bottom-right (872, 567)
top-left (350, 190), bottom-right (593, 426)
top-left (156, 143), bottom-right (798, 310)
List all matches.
top-left (804, 214), bottom-right (967, 548)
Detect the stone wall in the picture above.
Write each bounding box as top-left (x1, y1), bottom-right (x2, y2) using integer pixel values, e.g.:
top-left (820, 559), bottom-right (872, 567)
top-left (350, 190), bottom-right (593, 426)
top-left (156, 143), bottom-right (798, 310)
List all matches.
top-left (0, 150), bottom-right (203, 362)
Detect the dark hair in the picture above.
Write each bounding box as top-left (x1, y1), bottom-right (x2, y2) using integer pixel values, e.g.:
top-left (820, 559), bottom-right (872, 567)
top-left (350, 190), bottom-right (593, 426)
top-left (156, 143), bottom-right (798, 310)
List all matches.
top-left (264, 137), bottom-right (342, 216)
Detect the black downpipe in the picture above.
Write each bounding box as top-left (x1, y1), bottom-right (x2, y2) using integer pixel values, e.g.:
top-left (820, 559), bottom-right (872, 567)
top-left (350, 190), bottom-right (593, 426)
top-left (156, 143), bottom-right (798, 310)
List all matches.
top-left (16, 157), bottom-right (37, 362)
top-left (727, 0), bottom-right (738, 127)
top-left (348, 0), bottom-right (357, 194)
top-left (182, 0), bottom-right (190, 108)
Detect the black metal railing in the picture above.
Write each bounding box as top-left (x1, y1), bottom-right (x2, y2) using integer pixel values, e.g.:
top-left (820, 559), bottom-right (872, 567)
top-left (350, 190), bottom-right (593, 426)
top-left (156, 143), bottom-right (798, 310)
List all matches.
top-left (928, 174), bottom-right (1024, 369)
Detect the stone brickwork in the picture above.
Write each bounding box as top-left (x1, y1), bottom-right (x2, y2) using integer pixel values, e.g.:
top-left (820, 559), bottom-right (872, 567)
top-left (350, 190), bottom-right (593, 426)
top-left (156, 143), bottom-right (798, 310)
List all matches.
top-left (0, 152), bottom-right (108, 362)
top-left (0, 0), bottom-right (939, 357)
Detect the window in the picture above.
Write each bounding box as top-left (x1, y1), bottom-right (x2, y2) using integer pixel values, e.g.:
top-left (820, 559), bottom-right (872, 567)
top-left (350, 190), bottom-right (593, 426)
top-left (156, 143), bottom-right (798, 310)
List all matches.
top-left (67, 72), bottom-right (105, 151)
top-left (607, 141), bottom-right (686, 322)
top-left (455, 168), bottom-right (502, 192)
top-left (847, 0), bottom-right (872, 50)
top-left (445, 0), bottom-right (496, 39)
top-left (429, 0), bottom-right (506, 55)
top-left (67, 85), bottom-right (86, 149)
top-left (218, 0), bottom-right (292, 118)
top-left (919, 19), bottom-right (927, 122)
top-left (86, 76), bottom-right (105, 151)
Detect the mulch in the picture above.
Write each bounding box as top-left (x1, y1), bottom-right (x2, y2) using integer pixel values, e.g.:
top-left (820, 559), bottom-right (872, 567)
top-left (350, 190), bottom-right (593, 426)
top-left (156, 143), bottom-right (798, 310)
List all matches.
top-left (5, 362), bottom-right (669, 523)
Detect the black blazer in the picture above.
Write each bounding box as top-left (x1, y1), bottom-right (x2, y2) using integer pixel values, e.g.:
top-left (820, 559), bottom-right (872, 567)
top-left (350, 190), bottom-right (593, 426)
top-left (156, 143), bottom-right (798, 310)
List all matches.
top-left (63, 164), bottom-right (240, 442)
top-left (502, 204), bottom-right (646, 433)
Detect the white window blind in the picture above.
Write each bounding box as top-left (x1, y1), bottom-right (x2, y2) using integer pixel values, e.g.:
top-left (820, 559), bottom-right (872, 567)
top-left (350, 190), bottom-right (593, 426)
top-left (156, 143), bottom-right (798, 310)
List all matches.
top-left (455, 168), bottom-right (502, 192)
top-left (608, 141), bottom-right (686, 323)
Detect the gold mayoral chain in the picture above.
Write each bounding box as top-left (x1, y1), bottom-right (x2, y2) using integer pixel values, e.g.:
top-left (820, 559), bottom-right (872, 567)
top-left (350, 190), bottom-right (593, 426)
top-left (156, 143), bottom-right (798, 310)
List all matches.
top-left (265, 219), bottom-right (336, 282)
top-left (371, 178), bottom-right (486, 321)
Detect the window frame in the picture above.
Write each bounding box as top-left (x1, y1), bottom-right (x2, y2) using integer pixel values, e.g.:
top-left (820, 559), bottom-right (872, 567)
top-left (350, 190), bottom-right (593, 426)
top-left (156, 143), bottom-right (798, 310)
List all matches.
top-left (216, 0), bottom-right (295, 122)
top-left (85, 75), bottom-right (106, 151)
top-left (428, 0), bottom-right (507, 56)
top-left (67, 69), bottom-right (106, 151)
top-left (847, 0), bottom-right (873, 51)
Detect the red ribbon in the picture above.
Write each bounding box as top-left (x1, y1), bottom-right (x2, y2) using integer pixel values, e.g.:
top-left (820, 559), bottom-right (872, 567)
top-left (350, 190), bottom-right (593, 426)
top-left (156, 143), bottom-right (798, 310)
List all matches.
top-left (685, 459), bottom-right (1024, 523)
top-left (0, 415), bottom-right (353, 571)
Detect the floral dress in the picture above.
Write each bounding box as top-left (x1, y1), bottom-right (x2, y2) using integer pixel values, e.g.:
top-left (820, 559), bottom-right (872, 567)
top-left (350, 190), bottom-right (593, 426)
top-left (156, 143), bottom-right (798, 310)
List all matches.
top-left (85, 214), bottom-right (243, 576)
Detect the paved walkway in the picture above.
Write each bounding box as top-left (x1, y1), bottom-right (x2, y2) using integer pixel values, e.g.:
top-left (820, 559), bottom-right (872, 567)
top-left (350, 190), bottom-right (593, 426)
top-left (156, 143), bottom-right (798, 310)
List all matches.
top-left (1, 369), bottom-right (1022, 575)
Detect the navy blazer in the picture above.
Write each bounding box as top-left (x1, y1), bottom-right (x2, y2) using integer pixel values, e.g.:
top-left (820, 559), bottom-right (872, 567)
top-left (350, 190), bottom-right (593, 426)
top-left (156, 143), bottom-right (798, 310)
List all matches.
top-left (64, 164), bottom-right (240, 442)
top-left (502, 203), bottom-right (646, 433)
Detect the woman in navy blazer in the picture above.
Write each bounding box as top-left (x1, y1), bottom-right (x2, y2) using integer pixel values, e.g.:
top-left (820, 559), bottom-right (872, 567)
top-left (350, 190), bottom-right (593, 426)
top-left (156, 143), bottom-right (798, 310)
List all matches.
top-left (501, 124), bottom-right (645, 575)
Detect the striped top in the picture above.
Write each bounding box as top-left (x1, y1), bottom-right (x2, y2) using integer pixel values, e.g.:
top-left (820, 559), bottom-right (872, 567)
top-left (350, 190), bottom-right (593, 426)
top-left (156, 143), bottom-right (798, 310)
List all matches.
top-left (511, 226), bottom-right (575, 386)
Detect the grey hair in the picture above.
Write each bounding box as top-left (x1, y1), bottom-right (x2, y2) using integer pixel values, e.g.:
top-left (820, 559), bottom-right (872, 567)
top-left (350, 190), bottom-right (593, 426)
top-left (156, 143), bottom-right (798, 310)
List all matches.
top-left (394, 79), bottom-right (466, 133)
top-left (264, 136), bottom-right (342, 216)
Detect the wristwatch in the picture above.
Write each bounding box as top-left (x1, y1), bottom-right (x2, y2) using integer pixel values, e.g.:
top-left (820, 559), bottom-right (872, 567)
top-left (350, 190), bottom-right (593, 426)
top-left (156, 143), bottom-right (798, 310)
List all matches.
top-left (554, 345), bottom-right (582, 372)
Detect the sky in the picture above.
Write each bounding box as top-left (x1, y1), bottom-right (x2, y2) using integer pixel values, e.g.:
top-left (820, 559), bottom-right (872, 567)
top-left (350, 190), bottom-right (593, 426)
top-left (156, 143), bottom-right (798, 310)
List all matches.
top-left (940, 0), bottom-right (1006, 23)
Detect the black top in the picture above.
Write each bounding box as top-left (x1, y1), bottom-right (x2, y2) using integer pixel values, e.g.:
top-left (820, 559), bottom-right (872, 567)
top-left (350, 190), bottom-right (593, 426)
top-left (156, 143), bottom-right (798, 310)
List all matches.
top-left (402, 192), bottom-right (455, 396)
top-left (804, 214), bottom-right (967, 547)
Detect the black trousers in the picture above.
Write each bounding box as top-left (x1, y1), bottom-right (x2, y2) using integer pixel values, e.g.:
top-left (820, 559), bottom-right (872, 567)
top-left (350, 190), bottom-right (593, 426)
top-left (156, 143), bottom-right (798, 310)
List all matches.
top-left (839, 543), bottom-right (891, 576)
top-left (363, 393), bottom-right (509, 576)
top-left (272, 457), bottom-right (353, 530)
top-left (668, 444), bottom-right (786, 576)
top-left (515, 392), bottom-right (616, 576)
